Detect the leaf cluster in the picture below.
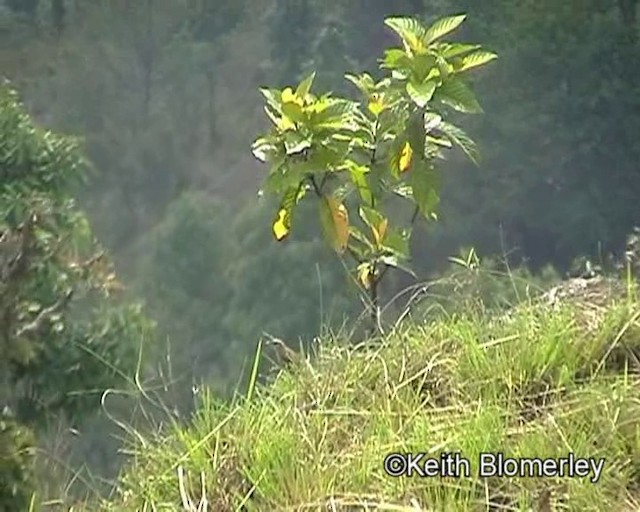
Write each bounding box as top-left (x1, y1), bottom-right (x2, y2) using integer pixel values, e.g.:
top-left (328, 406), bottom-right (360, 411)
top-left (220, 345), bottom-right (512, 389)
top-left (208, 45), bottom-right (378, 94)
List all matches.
top-left (0, 414), bottom-right (35, 512)
top-left (252, 14), bottom-right (496, 293)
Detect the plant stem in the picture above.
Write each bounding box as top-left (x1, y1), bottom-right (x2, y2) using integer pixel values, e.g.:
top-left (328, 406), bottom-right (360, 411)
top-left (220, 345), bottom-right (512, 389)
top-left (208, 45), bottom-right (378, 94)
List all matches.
top-left (367, 264), bottom-right (382, 337)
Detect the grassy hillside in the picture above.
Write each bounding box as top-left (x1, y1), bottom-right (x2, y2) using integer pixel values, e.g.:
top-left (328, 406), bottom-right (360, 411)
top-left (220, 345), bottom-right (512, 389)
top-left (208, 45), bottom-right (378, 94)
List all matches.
top-left (76, 278), bottom-right (640, 511)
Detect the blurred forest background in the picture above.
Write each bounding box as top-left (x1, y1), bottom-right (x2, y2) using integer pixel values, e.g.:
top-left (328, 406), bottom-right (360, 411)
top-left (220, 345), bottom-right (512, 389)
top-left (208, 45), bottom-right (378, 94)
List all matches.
top-left (1, 0), bottom-right (640, 505)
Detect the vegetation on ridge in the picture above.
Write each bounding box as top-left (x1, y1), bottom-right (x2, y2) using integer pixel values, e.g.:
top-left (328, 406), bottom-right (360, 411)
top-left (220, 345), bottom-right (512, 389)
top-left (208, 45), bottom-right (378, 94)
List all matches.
top-left (93, 277), bottom-right (640, 511)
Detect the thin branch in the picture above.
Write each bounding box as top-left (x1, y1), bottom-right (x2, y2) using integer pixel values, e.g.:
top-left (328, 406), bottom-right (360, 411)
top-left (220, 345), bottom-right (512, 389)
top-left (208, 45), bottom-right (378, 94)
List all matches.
top-left (410, 204), bottom-right (420, 224)
top-left (1, 215), bottom-right (36, 283)
top-left (318, 173), bottom-right (329, 192)
top-left (369, 119), bottom-right (380, 209)
top-left (16, 289), bottom-right (74, 339)
top-left (309, 175), bottom-right (323, 197)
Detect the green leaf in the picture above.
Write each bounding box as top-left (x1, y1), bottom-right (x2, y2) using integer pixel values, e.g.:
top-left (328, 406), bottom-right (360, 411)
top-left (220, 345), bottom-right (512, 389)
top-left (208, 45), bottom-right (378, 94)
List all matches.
top-left (259, 88), bottom-right (282, 110)
top-left (263, 161), bottom-right (290, 194)
top-left (345, 73), bottom-right (375, 96)
top-left (346, 162), bottom-right (373, 205)
top-left (382, 226), bottom-right (411, 258)
top-left (456, 51), bottom-right (497, 72)
top-left (436, 56), bottom-right (452, 80)
top-left (412, 53), bottom-right (438, 82)
top-left (251, 137), bottom-right (277, 162)
top-left (435, 77), bottom-right (483, 114)
top-left (440, 43), bottom-right (481, 59)
top-left (423, 112), bottom-right (443, 133)
top-left (380, 48), bottom-right (412, 70)
top-left (406, 110), bottom-right (426, 159)
top-left (384, 17), bottom-right (428, 54)
top-left (410, 162), bottom-right (440, 218)
top-left (281, 101), bottom-right (305, 122)
top-left (295, 72), bottom-right (316, 99)
top-left (379, 254), bottom-right (416, 278)
top-left (283, 133), bottom-right (311, 155)
top-left (424, 14), bottom-right (466, 45)
top-left (392, 183), bottom-right (413, 199)
top-left (406, 80), bottom-right (437, 108)
top-left (359, 206), bottom-right (385, 233)
top-left (308, 98), bottom-right (357, 129)
top-left (349, 225), bottom-right (375, 252)
top-left (363, 159), bottom-right (386, 196)
top-left (439, 121), bottom-right (480, 165)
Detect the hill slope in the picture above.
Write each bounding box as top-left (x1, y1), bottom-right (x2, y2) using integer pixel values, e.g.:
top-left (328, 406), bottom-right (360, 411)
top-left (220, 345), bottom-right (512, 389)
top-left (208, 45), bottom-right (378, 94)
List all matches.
top-left (92, 279), bottom-right (640, 511)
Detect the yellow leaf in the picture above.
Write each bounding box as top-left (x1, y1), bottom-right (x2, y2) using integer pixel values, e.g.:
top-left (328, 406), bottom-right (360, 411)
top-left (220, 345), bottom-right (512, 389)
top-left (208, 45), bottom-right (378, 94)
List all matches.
top-left (277, 116), bottom-right (295, 131)
top-left (281, 87), bottom-right (295, 102)
top-left (329, 198), bottom-right (350, 253)
top-left (272, 208), bottom-right (290, 241)
top-left (379, 218), bottom-right (388, 241)
top-left (373, 218), bottom-right (388, 247)
top-left (399, 142), bottom-right (413, 173)
top-left (357, 263), bottom-right (372, 289)
top-left (368, 93), bottom-right (384, 116)
top-left (282, 87), bottom-right (304, 107)
top-left (320, 197), bottom-right (349, 253)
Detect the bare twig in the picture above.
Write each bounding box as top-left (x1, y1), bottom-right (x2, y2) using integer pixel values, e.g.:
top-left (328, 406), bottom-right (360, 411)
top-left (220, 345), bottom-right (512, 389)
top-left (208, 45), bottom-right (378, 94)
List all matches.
top-left (16, 289), bottom-right (74, 339)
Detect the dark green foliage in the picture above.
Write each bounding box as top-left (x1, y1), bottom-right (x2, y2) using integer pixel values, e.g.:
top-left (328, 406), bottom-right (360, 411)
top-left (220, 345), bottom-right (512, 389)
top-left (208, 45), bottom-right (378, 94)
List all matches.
top-left (268, 0), bottom-right (319, 84)
top-left (0, 414), bottom-right (35, 512)
top-left (0, 83), bottom-right (153, 427)
top-left (414, 255), bottom-right (561, 320)
top-left (185, 0), bottom-right (247, 42)
top-left (226, 198), bottom-right (359, 342)
top-left (136, 192), bottom-right (357, 395)
top-left (135, 192), bottom-right (238, 389)
top-left (5, 0), bottom-right (38, 21)
top-left (418, 0), bottom-right (640, 272)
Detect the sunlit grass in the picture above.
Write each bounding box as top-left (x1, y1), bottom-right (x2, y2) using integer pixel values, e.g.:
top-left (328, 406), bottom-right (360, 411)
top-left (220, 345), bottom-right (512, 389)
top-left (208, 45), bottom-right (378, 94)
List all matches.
top-left (58, 286), bottom-right (640, 512)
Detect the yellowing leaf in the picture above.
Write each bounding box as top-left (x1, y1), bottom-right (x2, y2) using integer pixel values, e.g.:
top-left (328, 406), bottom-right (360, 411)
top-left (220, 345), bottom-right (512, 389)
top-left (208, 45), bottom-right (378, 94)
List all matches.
top-left (272, 208), bottom-right (290, 241)
top-left (282, 87), bottom-right (304, 107)
top-left (407, 35), bottom-right (426, 54)
top-left (330, 199), bottom-right (349, 253)
top-left (378, 218), bottom-right (388, 244)
top-left (277, 116), bottom-right (295, 131)
top-left (272, 186), bottom-right (303, 242)
top-left (357, 263), bottom-right (372, 289)
top-left (368, 93), bottom-right (384, 116)
top-left (399, 142), bottom-right (413, 173)
top-left (371, 217), bottom-right (388, 248)
top-left (281, 87), bottom-right (295, 102)
top-left (320, 197), bottom-right (350, 253)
